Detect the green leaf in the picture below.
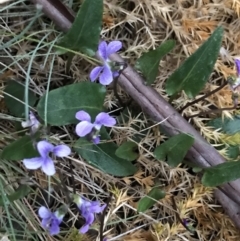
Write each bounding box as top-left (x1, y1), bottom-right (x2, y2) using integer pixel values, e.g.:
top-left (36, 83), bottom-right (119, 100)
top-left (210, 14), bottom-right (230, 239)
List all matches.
top-left (0, 185), bottom-right (31, 206)
top-left (137, 187), bottom-right (165, 212)
top-left (154, 133), bottom-right (194, 167)
top-left (59, 0), bottom-right (103, 56)
top-left (4, 80), bottom-right (37, 117)
top-left (208, 115), bottom-right (240, 135)
top-left (115, 141), bottom-right (138, 161)
top-left (226, 145), bottom-right (240, 160)
top-left (1, 136), bottom-right (39, 161)
top-left (202, 161), bottom-right (240, 187)
top-left (135, 40), bottom-right (175, 85)
top-left (37, 82), bottom-right (106, 126)
top-left (74, 138), bottom-right (137, 177)
top-left (165, 27), bottom-right (223, 98)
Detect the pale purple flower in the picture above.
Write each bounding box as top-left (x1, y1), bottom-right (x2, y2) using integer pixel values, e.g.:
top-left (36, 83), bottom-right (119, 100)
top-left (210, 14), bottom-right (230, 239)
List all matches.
top-left (90, 41), bottom-right (122, 85)
top-left (182, 218), bottom-right (195, 233)
top-left (182, 218), bottom-right (189, 226)
top-left (23, 140), bottom-right (71, 176)
top-left (75, 110), bottom-right (116, 144)
top-left (229, 59), bottom-right (240, 90)
top-left (21, 111), bottom-right (40, 134)
top-left (74, 195), bottom-right (106, 234)
top-left (235, 59), bottom-right (240, 75)
top-left (38, 206), bottom-right (64, 235)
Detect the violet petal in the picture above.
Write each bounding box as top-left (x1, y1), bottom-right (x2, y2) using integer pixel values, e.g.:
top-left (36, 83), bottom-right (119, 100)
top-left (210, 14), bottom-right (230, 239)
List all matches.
top-left (113, 71), bottom-right (120, 78)
top-left (98, 41), bottom-right (108, 60)
top-left (53, 144), bottom-right (71, 157)
top-left (41, 218), bottom-right (50, 229)
top-left (80, 224), bottom-right (90, 234)
top-left (106, 41), bottom-right (122, 56)
top-left (93, 136), bottom-right (100, 144)
top-left (90, 202), bottom-right (106, 213)
top-left (99, 65), bottom-right (113, 85)
top-left (75, 121), bottom-right (94, 137)
top-left (235, 59), bottom-right (240, 75)
top-left (23, 157), bottom-right (43, 170)
top-left (41, 157), bottom-right (56, 176)
top-left (37, 140), bottom-right (54, 158)
top-left (84, 212), bottom-right (94, 225)
top-left (38, 206), bottom-right (51, 219)
top-left (90, 66), bottom-right (104, 82)
top-left (75, 110), bottom-right (91, 122)
top-left (49, 223), bottom-right (60, 235)
top-left (21, 111), bottom-right (40, 133)
top-left (95, 112), bottom-right (116, 127)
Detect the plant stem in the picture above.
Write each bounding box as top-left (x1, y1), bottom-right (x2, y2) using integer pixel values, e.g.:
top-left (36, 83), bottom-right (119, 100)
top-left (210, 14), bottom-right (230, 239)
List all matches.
top-left (99, 193), bottom-right (112, 241)
top-left (188, 106), bottom-right (237, 118)
top-left (55, 171), bottom-right (72, 205)
top-left (179, 80), bottom-right (228, 113)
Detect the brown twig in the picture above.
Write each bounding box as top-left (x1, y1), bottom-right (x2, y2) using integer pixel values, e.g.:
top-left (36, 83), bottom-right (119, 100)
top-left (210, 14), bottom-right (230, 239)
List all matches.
top-left (188, 106), bottom-right (237, 118)
top-left (68, 159), bottom-right (76, 194)
top-left (28, 0), bottom-right (240, 229)
top-left (179, 80), bottom-right (228, 113)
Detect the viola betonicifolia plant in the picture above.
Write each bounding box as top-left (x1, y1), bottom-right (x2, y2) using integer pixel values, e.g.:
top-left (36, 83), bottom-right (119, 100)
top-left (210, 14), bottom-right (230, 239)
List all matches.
top-left (227, 59), bottom-right (240, 106)
top-left (23, 140), bottom-right (71, 176)
top-left (21, 111), bottom-right (41, 134)
top-left (3, 0), bottom-right (235, 239)
top-left (19, 39), bottom-right (120, 236)
top-left (90, 40), bottom-right (123, 85)
top-left (74, 195), bottom-right (106, 233)
top-left (21, 110), bottom-right (113, 235)
top-left (38, 206), bottom-right (66, 235)
top-left (75, 110), bottom-right (116, 144)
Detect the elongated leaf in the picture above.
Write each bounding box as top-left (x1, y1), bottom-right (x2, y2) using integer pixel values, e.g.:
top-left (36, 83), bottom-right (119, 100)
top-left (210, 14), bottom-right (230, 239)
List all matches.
top-left (59, 0), bottom-right (103, 56)
top-left (37, 82), bottom-right (106, 126)
top-left (135, 40), bottom-right (175, 85)
top-left (165, 27), bottom-right (223, 98)
top-left (202, 161), bottom-right (240, 187)
top-left (154, 133), bottom-right (194, 167)
top-left (0, 185), bottom-right (31, 206)
top-left (74, 138), bottom-right (137, 176)
top-left (4, 80), bottom-right (37, 117)
top-left (1, 136), bottom-right (39, 161)
top-left (137, 187), bottom-right (165, 212)
top-left (208, 115), bottom-right (240, 135)
top-left (115, 141), bottom-right (138, 161)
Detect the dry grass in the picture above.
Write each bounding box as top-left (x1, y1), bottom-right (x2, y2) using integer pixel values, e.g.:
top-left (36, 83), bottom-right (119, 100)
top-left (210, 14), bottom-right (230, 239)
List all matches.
top-left (1, 0), bottom-right (240, 240)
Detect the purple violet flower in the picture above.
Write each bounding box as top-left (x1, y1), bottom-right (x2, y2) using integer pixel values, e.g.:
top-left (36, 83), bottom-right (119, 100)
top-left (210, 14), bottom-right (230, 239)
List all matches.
top-left (90, 41), bottom-right (122, 85)
top-left (23, 140), bottom-right (71, 176)
top-left (230, 59), bottom-right (240, 90)
top-left (38, 206), bottom-right (64, 236)
top-left (235, 59), bottom-right (240, 75)
top-left (21, 111), bottom-right (40, 134)
top-left (73, 195), bottom-right (106, 234)
top-left (75, 110), bottom-right (116, 144)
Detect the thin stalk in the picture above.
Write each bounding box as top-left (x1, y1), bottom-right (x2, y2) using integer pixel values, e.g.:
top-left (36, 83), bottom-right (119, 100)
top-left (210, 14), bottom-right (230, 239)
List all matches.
top-left (99, 193), bottom-right (112, 241)
top-left (179, 80), bottom-right (228, 113)
top-left (188, 106), bottom-right (238, 118)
